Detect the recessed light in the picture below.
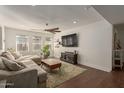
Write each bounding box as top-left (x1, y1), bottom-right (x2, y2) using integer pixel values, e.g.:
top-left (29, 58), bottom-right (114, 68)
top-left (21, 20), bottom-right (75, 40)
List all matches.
top-left (73, 21), bottom-right (77, 24)
top-left (32, 5), bottom-right (36, 6)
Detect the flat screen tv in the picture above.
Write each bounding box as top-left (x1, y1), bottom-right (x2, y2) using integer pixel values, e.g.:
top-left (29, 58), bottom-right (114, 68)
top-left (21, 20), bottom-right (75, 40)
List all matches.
top-left (62, 33), bottom-right (78, 47)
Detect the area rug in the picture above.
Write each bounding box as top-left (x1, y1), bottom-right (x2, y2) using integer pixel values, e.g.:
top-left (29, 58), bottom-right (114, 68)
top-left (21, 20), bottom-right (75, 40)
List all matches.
top-left (46, 61), bottom-right (87, 88)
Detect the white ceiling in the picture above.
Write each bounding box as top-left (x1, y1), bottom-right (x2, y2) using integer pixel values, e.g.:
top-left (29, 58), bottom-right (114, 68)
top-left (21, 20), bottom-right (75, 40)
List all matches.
top-left (0, 5), bottom-right (104, 32)
top-left (93, 5), bottom-right (124, 25)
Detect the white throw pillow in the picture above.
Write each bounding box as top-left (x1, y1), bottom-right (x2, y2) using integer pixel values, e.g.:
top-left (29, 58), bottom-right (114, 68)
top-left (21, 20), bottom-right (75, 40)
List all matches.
top-left (10, 52), bottom-right (21, 59)
top-left (1, 57), bottom-right (25, 71)
top-left (6, 51), bottom-right (15, 60)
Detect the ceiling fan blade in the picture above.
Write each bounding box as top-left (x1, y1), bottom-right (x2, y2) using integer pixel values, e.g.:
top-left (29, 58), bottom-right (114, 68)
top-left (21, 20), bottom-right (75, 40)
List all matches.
top-left (46, 30), bottom-right (61, 32)
top-left (44, 27), bottom-right (59, 31)
top-left (54, 30), bottom-right (61, 32)
top-left (46, 30), bottom-right (61, 34)
top-left (31, 28), bottom-right (43, 30)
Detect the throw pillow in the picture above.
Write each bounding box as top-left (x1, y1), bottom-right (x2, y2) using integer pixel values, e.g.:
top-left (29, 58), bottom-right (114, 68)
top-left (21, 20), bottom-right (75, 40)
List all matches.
top-left (1, 51), bottom-right (15, 60)
top-left (1, 57), bottom-right (25, 71)
top-left (1, 52), bottom-right (8, 58)
top-left (10, 52), bottom-right (21, 59)
top-left (0, 57), bottom-right (9, 70)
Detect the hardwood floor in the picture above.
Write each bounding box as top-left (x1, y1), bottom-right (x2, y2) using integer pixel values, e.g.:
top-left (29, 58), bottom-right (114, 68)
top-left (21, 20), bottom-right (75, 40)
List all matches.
top-left (58, 64), bottom-right (124, 88)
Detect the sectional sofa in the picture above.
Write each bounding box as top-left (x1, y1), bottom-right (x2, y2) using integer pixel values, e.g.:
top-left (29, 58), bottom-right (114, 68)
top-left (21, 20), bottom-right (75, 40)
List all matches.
top-left (0, 51), bottom-right (47, 88)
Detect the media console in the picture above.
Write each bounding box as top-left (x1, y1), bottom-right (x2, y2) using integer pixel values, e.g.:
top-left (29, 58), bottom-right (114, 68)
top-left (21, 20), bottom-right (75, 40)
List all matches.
top-left (60, 51), bottom-right (78, 64)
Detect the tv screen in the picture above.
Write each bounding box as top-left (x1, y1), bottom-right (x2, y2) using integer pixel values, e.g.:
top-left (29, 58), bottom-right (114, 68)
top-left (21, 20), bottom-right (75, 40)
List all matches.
top-left (62, 33), bottom-right (78, 47)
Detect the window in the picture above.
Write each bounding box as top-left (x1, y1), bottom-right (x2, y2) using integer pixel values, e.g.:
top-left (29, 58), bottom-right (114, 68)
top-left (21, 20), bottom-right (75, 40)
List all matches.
top-left (32, 36), bottom-right (41, 51)
top-left (0, 29), bottom-right (2, 50)
top-left (45, 37), bottom-right (52, 45)
top-left (16, 35), bottom-right (29, 52)
top-left (44, 37), bottom-right (52, 49)
top-left (44, 37), bottom-right (53, 56)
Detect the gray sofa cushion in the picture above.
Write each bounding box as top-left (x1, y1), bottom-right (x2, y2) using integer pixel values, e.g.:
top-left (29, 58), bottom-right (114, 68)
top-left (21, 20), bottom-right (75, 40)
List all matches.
top-left (16, 55), bottom-right (40, 62)
top-left (14, 60), bottom-right (27, 68)
top-left (1, 57), bottom-right (25, 71)
top-left (0, 68), bottom-right (38, 88)
top-left (18, 59), bottom-right (47, 82)
top-left (27, 65), bottom-right (47, 82)
top-left (35, 66), bottom-right (47, 83)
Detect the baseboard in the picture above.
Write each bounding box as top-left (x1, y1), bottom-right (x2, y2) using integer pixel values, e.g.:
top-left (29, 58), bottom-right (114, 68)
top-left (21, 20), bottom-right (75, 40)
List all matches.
top-left (81, 63), bottom-right (112, 72)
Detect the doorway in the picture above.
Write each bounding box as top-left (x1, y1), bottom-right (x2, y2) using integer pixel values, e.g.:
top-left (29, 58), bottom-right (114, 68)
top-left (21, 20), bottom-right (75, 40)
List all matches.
top-left (112, 24), bottom-right (124, 71)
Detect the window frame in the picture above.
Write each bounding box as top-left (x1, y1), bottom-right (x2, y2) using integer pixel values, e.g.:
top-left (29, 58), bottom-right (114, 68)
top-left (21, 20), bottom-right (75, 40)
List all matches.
top-left (32, 36), bottom-right (42, 51)
top-left (16, 35), bottom-right (29, 52)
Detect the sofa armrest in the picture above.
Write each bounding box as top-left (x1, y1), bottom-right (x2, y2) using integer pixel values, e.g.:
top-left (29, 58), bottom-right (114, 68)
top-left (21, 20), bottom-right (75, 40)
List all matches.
top-left (0, 68), bottom-right (38, 88)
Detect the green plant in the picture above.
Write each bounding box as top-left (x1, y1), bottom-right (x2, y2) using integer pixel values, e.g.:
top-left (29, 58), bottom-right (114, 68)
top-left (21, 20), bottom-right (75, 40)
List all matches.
top-left (41, 45), bottom-right (50, 58)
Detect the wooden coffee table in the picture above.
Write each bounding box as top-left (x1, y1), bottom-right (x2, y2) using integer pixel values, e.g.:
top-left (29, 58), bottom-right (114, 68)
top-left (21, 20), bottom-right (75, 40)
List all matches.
top-left (41, 58), bottom-right (62, 71)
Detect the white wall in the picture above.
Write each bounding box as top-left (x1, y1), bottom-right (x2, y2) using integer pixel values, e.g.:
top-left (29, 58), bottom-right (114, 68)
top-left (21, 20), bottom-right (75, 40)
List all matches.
top-left (5, 27), bottom-right (54, 56)
top-left (54, 20), bottom-right (113, 72)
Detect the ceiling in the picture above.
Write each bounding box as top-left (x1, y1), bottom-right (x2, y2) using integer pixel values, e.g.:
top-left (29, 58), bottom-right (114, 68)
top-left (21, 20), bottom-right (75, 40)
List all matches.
top-left (93, 5), bottom-right (124, 25)
top-left (0, 5), bottom-right (104, 32)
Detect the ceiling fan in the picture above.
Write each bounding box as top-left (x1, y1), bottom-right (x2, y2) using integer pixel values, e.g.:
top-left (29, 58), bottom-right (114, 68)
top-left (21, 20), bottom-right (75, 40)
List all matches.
top-left (44, 27), bottom-right (61, 34)
top-left (31, 23), bottom-right (61, 34)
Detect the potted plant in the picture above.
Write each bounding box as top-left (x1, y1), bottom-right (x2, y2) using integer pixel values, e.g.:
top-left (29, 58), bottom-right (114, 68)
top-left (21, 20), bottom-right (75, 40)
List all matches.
top-left (41, 45), bottom-right (50, 59)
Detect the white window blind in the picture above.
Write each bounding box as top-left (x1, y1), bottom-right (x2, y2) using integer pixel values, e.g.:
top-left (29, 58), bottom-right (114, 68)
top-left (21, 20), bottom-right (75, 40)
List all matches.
top-left (16, 35), bottom-right (29, 52)
top-left (32, 36), bottom-right (41, 51)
